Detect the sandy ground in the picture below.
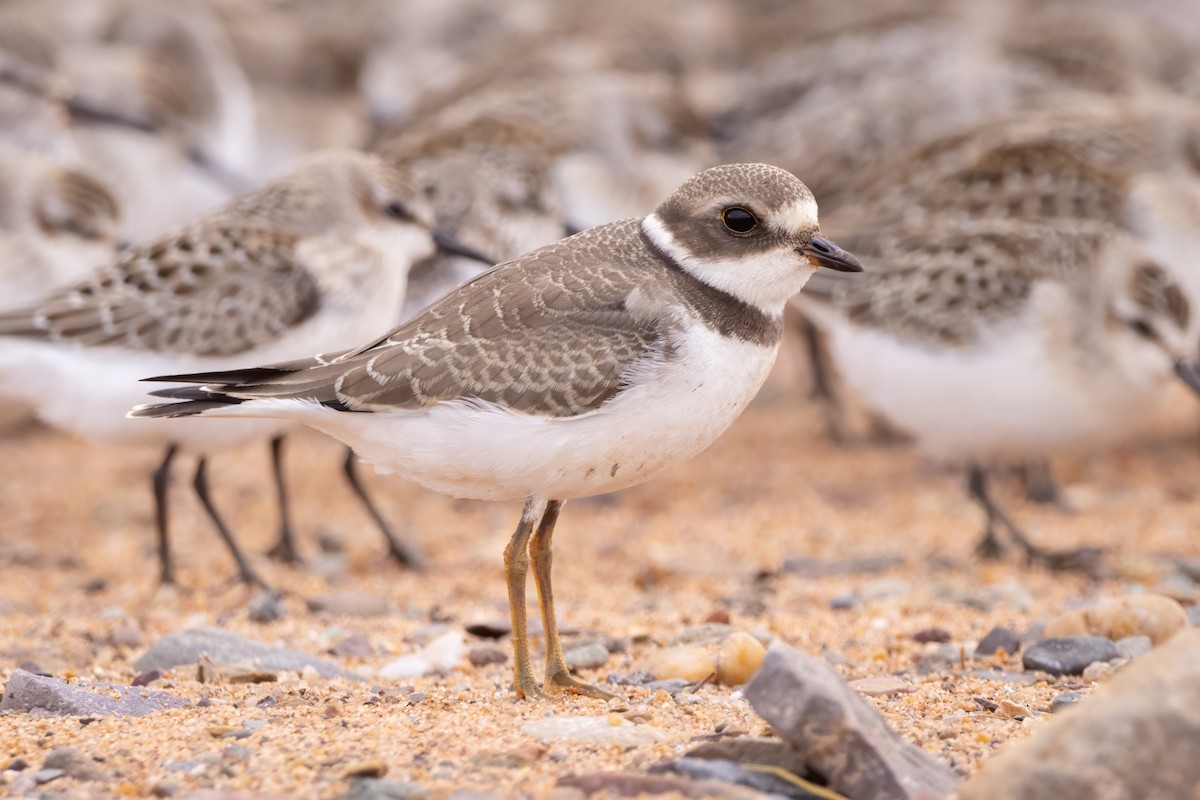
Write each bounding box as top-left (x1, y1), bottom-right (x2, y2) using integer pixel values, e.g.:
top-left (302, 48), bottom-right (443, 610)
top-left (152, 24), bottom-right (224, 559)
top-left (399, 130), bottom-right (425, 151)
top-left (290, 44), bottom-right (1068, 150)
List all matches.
top-left (1, 333), bottom-right (1199, 799)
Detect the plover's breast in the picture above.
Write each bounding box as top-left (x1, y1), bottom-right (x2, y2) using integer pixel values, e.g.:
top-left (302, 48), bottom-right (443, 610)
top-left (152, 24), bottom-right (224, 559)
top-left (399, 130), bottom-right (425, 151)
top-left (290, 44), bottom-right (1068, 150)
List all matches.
top-left (300, 321), bottom-right (781, 501)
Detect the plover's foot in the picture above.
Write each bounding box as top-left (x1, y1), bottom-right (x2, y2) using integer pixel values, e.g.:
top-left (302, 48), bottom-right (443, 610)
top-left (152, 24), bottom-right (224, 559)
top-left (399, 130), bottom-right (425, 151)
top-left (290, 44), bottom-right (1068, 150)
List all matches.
top-left (544, 667), bottom-right (615, 700)
top-left (266, 538), bottom-right (303, 565)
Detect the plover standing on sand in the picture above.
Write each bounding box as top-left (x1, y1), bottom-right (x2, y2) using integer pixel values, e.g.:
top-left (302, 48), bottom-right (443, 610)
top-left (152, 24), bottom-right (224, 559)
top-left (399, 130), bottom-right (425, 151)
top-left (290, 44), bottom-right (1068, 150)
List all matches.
top-left (131, 163), bottom-right (862, 698)
top-left (0, 150), bottom-right (487, 585)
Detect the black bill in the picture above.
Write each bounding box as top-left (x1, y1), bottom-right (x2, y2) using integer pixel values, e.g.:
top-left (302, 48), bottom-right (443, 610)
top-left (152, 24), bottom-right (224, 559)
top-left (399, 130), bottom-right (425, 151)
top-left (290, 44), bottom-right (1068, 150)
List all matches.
top-left (802, 235), bottom-right (863, 273)
top-left (432, 230), bottom-right (497, 265)
top-left (1174, 361), bottom-right (1200, 396)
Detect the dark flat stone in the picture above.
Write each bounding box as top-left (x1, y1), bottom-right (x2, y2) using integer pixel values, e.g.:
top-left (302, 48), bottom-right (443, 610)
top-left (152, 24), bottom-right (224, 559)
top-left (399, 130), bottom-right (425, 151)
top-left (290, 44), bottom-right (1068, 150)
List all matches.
top-left (1, 669), bottom-right (187, 717)
top-left (1022, 636), bottom-right (1118, 676)
top-left (976, 627), bottom-right (1022, 658)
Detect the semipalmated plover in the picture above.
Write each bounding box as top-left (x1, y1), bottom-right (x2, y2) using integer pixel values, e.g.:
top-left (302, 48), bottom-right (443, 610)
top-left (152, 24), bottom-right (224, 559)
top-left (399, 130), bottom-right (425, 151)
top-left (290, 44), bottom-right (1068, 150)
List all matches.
top-left (0, 150), bottom-right (486, 585)
top-left (131, 162), bottom-right (862, 699)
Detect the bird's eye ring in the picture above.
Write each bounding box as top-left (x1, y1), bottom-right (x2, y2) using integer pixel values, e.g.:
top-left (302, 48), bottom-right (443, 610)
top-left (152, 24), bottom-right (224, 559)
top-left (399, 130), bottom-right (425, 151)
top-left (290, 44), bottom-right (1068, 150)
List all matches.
top-left (721, 206), bottom-right (758, 234)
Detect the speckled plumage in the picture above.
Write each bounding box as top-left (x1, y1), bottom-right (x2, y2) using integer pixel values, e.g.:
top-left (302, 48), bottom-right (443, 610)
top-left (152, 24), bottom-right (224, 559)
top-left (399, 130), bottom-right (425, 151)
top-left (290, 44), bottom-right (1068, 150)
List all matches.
top-left (0, 151), bottom-right (434, 360)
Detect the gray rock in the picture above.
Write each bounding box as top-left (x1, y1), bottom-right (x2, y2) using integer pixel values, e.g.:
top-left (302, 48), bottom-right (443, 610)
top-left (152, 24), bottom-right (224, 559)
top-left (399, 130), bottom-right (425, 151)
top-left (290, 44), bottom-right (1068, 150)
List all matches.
top-left (134, 628), bottom-right (356, 679)
top-left (976, 627), bottom-right (1022, 658)
top-left (1023, 636), bottom-right (1119, 676)
top-left (564, 642), bottom-right (609, 672)
top-left (1, 669), bottom-right (187, 717)
top-left (1115, 635), bottom-right (1153, 661)
top-left (743, 643), bottom-right (958, 800)
top-left (652, 757), bottom-right (829, 798)
top-left (1050, 691), bottom-right (1083, 713)
top-left (960, 629), bottom-right (1200, 800)
top-left (1187, 605), bottom-right (1200, 627)
top-left (43, 746), bottom-right (104, 781)
top-left (343, 778), bottom-right (428, 800)
top-left (247, 591), bottom-right (284, 624)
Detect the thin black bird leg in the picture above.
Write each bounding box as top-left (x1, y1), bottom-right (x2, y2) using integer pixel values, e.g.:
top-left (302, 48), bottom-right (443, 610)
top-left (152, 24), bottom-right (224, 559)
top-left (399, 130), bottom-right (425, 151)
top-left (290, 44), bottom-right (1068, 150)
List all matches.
top-left (968, 465), bottom-right (1102, 573)
top-left (192, 457), bottom-right (266, 587)
top-left (265, 435), bottom-right (302, 564)
top-left (342, 448), bottom-right (424, 569)
top-left (152, 444), bottom-right (179, 584)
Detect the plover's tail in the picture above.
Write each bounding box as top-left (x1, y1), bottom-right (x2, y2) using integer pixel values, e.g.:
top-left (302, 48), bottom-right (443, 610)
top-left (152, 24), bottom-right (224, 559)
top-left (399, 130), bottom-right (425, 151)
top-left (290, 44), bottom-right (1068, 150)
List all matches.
top-left (128, 358), bottom-right (353, 419)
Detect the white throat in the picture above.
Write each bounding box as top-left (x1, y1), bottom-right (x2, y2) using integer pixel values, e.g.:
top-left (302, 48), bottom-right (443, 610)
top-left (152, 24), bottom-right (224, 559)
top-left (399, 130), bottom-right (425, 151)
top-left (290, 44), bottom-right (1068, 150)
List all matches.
top-left (641, 212), bottom-right (814, 316)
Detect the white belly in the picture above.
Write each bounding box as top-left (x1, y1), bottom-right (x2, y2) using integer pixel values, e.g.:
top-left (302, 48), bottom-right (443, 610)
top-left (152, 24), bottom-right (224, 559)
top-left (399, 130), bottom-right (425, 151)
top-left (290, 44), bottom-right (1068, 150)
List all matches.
top-left (245, 324), bottom-right (781, 501)
top-left (0, 340), bottom-right (286, 452)
top-left (814, 311), bottom-right (1167, 463)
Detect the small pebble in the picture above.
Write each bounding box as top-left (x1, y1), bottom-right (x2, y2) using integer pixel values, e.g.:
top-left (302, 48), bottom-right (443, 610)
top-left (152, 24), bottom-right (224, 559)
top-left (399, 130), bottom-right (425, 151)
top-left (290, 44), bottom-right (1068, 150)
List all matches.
top-left (467, 644), bottom-right (508, 668)
top-left (1023, 636), bottom-right (1118, 676)
top-left (912, 627), bottom-right (952, 644)
top-left (248, 590), bottom-right (285, 623)
top-left (564, 643), bottom-right (609, 672)
top-left (703, 608), bottom-right (731, 625)
top-left (132, 669), bottom-right (163, 687)
top-left (344, 759), bottom-right (389, 778)
top-left (1050, 691), bottom-right (1083, 713)
top-left (976, 626), bottom-right (1022, 657)
top-left (829, 593), bottom-right (858, 610)
top-left (6, 758), bottom-right (29, 771)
